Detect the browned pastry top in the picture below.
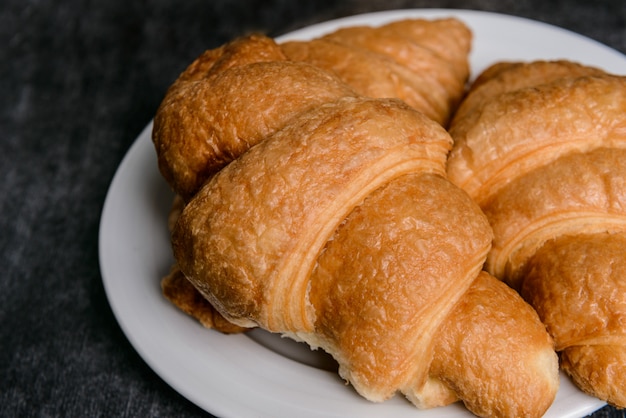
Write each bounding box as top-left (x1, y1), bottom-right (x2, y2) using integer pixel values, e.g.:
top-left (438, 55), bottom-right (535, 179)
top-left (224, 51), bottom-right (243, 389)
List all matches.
top-left (448, 67), bottom-right (626, 206)
top-left (282, 18), bottom-right (471, 126)
top-left (447, 59), bottom-right (626, 409)
top-left (521, 232), bottom-right (626, 350)
top-left (173, 96), bottom-right (453, 332)
top-left (153, 35), bottom-right (357, 201)
top-left (154, 19), bottom-right (472, 201)
top-left (485, 147), bottom-right (626, 284)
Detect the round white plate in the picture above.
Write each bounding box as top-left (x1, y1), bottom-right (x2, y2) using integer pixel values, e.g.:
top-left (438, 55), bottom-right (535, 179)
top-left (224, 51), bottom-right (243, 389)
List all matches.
top-left (99, 9), bottom-right (625, 418)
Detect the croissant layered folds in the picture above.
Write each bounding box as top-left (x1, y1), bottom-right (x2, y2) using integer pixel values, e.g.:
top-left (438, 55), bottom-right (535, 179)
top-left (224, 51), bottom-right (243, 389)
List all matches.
top-left (281, 18), bottom-right (471, 126)
top-left (447, 60), bottom-right (626, 407)
top-left (153, 35), bottom-right (358, 201)
top-left (174, 97), bottom-right (455, 332)
top-left (153, 19), bottom-right (560, 417)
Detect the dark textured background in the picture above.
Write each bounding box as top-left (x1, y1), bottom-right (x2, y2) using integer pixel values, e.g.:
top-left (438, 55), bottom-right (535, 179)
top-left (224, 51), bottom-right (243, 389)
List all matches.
top-left (1, 0), bottom-right (625, 417)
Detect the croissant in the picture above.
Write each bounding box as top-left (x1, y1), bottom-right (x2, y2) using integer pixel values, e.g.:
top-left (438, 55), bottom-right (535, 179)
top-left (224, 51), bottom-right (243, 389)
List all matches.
top-left (153, 18), bottom-right (472, 201)
top-left (447, 60), bottom-right (626, 407)
top-left (152, 34), bottom-right (358, 201)
top-left (154, 20), bottom-right (560, 417)
top-left (281, 17), bottom-right (471, 126)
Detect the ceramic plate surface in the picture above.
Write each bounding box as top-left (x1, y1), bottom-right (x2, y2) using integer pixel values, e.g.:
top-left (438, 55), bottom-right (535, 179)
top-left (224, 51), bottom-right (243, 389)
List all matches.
top-left (99, 9), bottom-right (626, 418)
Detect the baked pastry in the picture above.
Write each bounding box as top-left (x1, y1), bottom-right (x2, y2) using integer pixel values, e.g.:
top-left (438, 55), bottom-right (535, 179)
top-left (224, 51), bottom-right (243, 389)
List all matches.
top-left (281, 18), bottom-right (471, 126)
top-left (154, 20), bottom-right (560, 417)
top-left (153, 18), bottom-right (472, 201)
top-left (447, 60), bottom-right (626, 407)
top-left (153, 35), bottom-right (358, 201)
top-left (161, 263), bottom-right (248, 334)
top-left (172, 96), bottom-right (558, 417)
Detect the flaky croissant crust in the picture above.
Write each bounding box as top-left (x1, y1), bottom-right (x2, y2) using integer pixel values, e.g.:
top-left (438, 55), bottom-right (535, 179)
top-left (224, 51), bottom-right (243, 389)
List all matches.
top-left (153, 35), bottom-right (358, 201)
top-left (485, 147), bottom-right (626, 283)
top-left (448, 63), bottom-right (626, 207)
top-left (281, 18), bottom-right (471, 126)
top-left (447, 59), bottom-right (626, 408)
top-left (173, 97), bottom-right (454, 332)
top-left (153, 18), bottom-right (473, 201)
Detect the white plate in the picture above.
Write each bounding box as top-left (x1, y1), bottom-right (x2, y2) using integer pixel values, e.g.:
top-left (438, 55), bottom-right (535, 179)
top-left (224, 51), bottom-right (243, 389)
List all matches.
top-left (99, 9), bottom-right (625, 418)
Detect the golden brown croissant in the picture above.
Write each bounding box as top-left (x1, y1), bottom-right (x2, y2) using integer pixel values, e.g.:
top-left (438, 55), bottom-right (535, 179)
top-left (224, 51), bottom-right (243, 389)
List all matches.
top-left (153, 34), bottom-right (358, 201)
top-left (153, 18), bottom-right (472, 201)
top-left (154, 21), bottom-right (560, 417)
top-left (281, 18), bottom-right (471, 126)
top-left (447, 60), bottom-right (626, 408)
top-left (172, 96), bottom-right (558, 417)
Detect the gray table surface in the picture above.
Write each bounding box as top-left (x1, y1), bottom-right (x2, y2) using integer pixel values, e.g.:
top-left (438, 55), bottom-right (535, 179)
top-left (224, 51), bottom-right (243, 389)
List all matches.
top-left (2, 0), bottom-right (625, 417)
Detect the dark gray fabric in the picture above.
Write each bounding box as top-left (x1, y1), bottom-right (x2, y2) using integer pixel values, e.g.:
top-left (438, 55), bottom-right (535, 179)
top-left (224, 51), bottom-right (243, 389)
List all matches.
top-left (1, 0), bottom-right (624, 417)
